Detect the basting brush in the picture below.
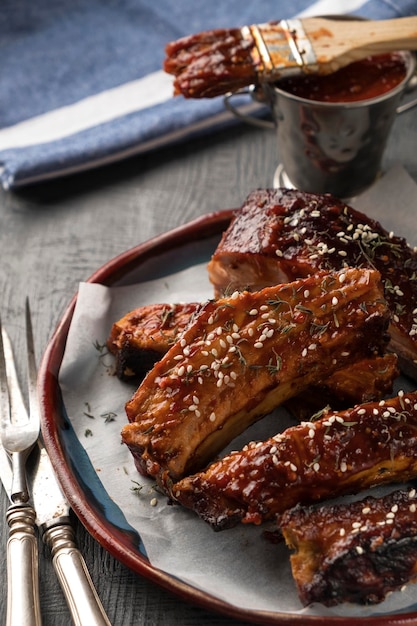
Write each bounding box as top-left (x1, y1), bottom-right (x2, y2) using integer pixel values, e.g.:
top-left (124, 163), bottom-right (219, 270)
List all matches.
top-left (164, 16), bottom-right (417, 98)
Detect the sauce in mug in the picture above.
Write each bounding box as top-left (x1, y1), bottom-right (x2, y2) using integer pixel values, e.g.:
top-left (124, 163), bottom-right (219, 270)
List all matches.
top-left (275, 53), bottom-right (408, 103)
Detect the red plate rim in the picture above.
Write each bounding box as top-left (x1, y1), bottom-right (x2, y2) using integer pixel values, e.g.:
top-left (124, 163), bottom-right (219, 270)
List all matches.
top-left (37, 209), bottom-right (417, 626)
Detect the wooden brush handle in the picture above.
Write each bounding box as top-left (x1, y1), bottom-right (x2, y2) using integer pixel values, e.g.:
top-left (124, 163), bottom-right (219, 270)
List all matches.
top-left (303, 16), bottom-right (417, 72)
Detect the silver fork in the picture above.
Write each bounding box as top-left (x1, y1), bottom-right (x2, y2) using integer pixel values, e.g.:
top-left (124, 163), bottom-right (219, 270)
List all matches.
top-left (0, 299), bottom-right (42, 626)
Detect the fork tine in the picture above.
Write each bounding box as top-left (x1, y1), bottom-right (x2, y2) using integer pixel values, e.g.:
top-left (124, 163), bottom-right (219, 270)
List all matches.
top-left (1, 318), bottom-right (28, 426)
top-left (0, 317), bottom-right (11, 428)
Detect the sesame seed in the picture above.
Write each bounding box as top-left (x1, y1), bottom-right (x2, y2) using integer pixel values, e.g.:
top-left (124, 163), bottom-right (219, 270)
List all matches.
top-left (356, 546), bottom-right (364, 555)
top-left (362, 507), bottom-right (371, 514)
top-left (177, 366), bottom-right (185, 377)
top-left (249, 309), bottom-right (258, 316)
top-left (254, 342), bottom-right (264, 349)
top-left (150, 498), bottom-right (158, 507)
top-left (340, 528), bottom-right (346, 536)
top-left (340, 461), bottom-right (348, 472)
top-left (209, 412), bottom-right (216, 422)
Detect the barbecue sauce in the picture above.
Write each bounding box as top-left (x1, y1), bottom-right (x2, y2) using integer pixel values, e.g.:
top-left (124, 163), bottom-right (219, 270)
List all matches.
top-left (276, 53), bottom-right (408, 103)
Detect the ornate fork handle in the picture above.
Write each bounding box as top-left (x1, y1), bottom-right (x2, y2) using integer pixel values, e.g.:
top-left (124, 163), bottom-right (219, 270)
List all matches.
top-left (6, 504), bottom-right (41, 626)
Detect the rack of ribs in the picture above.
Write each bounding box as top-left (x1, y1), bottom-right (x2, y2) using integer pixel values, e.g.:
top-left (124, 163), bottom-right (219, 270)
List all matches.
top-left (121, 266), bottom-right (389, 492)
top-left (207, 187), bottom-right (417, 380)
top-left (279, 486), bottom-right (417, 606)
top-left (173, 391), bottom-right (417, 530)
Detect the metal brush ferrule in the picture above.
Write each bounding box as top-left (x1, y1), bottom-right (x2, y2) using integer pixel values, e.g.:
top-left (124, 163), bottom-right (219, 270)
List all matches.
top-left (242, 19), bottom-right (318, 81)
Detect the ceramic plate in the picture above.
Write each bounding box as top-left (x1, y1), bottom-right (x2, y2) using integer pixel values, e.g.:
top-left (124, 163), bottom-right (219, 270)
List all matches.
top-left (38, 209), bottom-right (417, 626)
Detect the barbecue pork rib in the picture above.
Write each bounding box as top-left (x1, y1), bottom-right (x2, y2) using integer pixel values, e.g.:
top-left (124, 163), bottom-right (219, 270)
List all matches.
top-left (172, 391), bottom-right (417, 530)
top-left (107, 302), bottom-right (201, 380)
top-left (284, 353), bottom-right (398, 421)
top-left (108, 302), bottom-right (398, 412)
top-left (207, 188), bottom-right (417, 380)
top-left (108, 300), bottom-right (397, 416)
top-left (122, 267), bottom-right (389, 491)
top-left (279, 486), bottom-right (417, 606)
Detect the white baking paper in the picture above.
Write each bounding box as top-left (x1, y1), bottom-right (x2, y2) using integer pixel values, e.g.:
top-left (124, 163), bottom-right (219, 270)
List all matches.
top-left (59, 165), bottom-right (417, 618)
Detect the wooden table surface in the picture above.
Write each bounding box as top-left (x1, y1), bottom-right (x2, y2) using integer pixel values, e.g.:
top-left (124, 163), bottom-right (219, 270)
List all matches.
top-left (1, 107), bottom-right (417, 625)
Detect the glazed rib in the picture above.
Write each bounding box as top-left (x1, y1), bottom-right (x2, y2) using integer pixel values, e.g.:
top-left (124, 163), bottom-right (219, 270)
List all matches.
top-left (207, 187), bottom-right (417, 379)
top-left (173, 392), bottom-right (417, 530)
top-left (285, 353), bottom-right (398, 421)
top-left (108, 302), bottom-right (398, 413)
top-left (279, 487), bottom-right (417, 606)
top-left (107, 302), bottom-right (201, 380)
top-left (122, 267), bottom-right (389, 491)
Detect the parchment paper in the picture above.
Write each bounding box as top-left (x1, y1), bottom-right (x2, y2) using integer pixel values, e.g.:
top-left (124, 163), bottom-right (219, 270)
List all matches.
top-left (59, 165), bottom-right (417, 618)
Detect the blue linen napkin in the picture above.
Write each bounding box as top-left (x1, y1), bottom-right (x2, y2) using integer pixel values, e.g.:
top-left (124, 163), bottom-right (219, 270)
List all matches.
top-left (0, 0), bottom-right (416, 189)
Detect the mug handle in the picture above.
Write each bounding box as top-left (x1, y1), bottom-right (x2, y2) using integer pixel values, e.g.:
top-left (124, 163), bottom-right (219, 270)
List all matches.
top-left (224, 88), bottom-right (275, 130)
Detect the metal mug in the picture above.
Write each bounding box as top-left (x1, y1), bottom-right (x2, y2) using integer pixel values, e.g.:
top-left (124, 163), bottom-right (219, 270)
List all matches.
top-left (225, 51), bottom-right (417, 198)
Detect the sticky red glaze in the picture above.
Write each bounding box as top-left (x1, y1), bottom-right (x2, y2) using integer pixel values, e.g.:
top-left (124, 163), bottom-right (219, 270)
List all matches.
top-left (276, 53), bottom-right (407, 103)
